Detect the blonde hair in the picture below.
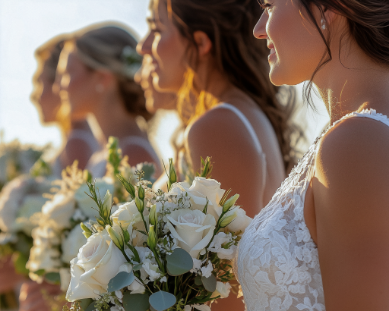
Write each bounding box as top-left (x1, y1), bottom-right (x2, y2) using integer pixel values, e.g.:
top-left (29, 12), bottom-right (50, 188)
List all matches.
top-left (32, 34), bottom-right (72, 134)
top-left (70, 22), bottom-right (151, 120)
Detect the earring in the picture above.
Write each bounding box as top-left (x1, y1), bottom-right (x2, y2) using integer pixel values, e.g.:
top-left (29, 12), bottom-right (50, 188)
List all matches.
top-left (321, 18), bottom-right (326, 30)
top-left (95, 84), bottom-right (104, 93)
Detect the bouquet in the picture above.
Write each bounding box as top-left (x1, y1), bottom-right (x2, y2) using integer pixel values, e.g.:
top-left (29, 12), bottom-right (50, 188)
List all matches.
top-left (27, 137), bottom-right (156, 292)
top-left (26, 162), bottom-right (114, 290)
top-left (0, 175), bottom-right (53, 275)
top-left (66, 158), bottom-right (252, 311)
top-left (0, 138), bottom-right (50, 191)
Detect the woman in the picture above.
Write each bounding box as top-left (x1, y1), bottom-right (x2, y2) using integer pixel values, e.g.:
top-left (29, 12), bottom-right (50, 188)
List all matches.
top-left (56, 23), bottom-right (162, 178)
top-left (138, 1), bottom-right (298, 309)
top-left (31, 34), bottom-right (100, 175)
top-left (237, 0), bottom-right (389, 310)
top-left (138, 1), bottom-right (297, 225)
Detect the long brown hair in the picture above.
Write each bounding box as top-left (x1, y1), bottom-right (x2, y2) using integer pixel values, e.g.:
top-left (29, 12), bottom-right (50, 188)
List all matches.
top-left (163, 0), bottom-right (300, 171)
top-left (74, 23), bottom-right (152, 121)
top-left (286, 0), bottom-right (389, 105)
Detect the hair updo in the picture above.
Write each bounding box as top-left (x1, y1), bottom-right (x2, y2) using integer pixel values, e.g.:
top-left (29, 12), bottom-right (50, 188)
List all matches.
top-left (74, 23), bottom-right (152, 120)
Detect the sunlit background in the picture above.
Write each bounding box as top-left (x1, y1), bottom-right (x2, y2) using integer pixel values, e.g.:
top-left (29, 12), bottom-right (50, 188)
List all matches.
top-left (0, 0), bottom-right (329, 161)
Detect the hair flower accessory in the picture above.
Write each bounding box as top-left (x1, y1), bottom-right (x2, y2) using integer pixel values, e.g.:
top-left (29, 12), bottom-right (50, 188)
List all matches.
top-left (121, 46), bottom-right (142, 79)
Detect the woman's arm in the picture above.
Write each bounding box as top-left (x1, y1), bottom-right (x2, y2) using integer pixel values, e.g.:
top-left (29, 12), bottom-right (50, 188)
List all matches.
top-left (314, 118), bottom-right (389, 311)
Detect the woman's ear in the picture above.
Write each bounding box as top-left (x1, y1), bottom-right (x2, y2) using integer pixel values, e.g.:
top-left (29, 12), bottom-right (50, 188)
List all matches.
top-left (94, 70), bottom-right (116, 91)
top-left (193, 31), bottom-right (212, 57)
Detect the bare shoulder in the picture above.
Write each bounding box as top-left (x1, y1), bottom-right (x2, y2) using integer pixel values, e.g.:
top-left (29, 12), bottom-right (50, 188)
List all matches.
top-left (316, 116), bottom-right (389, 179)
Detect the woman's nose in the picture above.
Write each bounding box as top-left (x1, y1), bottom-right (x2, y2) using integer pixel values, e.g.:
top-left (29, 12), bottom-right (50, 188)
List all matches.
top-left (253, 12), bottom-right (268, 40)
top-left (137, 32), bottom-right (154, 56)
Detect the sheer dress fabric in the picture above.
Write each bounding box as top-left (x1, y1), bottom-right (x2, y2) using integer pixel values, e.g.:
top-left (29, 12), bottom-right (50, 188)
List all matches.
top-left (236, 109), bottom-right (389, 311)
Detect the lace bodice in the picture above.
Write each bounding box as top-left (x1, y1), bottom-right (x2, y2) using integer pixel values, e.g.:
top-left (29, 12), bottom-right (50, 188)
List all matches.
top-left (236, 109), bottom-right (389, 311)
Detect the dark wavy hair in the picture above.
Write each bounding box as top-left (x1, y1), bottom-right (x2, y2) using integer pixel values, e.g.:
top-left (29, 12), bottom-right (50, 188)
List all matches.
top-left (282, 0), bottom-right (389, 105)
top-left (74, 24), bottom-right (152, 121)
top-left (162, 0), bottom-right (301, 171)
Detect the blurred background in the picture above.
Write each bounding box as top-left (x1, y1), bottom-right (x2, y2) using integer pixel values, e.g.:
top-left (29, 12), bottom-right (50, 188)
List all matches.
top-left (0, 0), bottom-right (329, 161)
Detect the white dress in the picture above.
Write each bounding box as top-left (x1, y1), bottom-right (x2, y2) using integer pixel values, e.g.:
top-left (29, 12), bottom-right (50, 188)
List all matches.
top-left (236, 109), bottom-right (389, 311)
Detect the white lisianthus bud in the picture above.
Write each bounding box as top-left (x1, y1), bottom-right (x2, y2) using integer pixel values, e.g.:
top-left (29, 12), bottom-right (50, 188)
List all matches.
top-left (135, 197), bottom-right (144, 214)
top-left (147, 225), bottom-right (157, 250)
top-left (219, 211), bottom-right (237, 228)
top-left (106, 225), bottom-right (124, 250)
top-left (101, 190), bottom-right (112, 219)
top-left (80, 222), bottom-right (92, 239)
top-left (222, 194), bottom-right (239, 213)
top-left (149, 205), bottom-right (158, 227)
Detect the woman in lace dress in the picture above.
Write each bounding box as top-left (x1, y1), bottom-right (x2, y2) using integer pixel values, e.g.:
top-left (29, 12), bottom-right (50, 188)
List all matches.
top-left (137, 1), bottom-right (301, 309)
top-left (237, 0), bottom-right (389, 310)
top-left (56, 23), bottom-right (162, 178)
top-left (31, 34), bottom-right (100, 175)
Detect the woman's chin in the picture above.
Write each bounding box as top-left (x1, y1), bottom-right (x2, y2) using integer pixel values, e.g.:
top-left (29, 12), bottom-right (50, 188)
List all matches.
top-left (269, 67), bottom-right (303, 87)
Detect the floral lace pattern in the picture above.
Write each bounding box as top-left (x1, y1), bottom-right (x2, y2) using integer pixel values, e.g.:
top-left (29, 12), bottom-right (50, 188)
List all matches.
top-left (236, 109), bottom-right (389, 311)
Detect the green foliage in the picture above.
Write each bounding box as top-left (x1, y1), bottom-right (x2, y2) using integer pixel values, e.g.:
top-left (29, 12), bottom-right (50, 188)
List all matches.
top-left (166, 248), bottom-right (193, 276)
top-left (123, 293), bottom-right (150, 311)
top-left (149, 291), bottom-right (176, 311)
top-left (201, 275), bottom-right (217, 292)
top-left (107, 272), bottom-right (135, 292)
top-left (45, 272), bottom-right (61, 284)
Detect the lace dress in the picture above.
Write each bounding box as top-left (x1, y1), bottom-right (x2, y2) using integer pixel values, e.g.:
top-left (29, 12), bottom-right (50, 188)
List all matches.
top-left (236, 109), bottom-right (389, 311)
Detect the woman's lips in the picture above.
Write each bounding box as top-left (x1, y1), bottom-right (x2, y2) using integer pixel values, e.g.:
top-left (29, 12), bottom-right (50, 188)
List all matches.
top-left (268, 48), bottom-right (277, 62)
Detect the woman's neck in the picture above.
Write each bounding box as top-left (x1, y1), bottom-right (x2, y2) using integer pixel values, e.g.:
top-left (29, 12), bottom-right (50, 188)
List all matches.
top-left (314, 39), bottom-right (389, 124)
top-left (91, 92), bottom-right (144, 143)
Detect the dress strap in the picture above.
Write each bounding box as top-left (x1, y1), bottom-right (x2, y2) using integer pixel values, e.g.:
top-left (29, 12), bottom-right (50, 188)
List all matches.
top-left (214, 103), bottom-right (264, 154)
top-left (119, 136), bottom-right (160, 165)
top-left (68, 130), bottom-right (100, 153)
top-left (336, 109), bottom-right (389, 128)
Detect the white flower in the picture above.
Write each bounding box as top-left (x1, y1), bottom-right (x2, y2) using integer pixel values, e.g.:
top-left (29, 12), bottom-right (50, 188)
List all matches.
top-left (66, 230), bottom-right (127, 301)
top-left (142, 260), bottom-right (161, 282)
top-left (175, 177), bottom-right (225, 218)
top-left (208, 232), bottom-right (236, 260)
top-left (60, 268), bottom-right (71, 292)
top-left (160, 276), bottom-right (167, 283)
top-left (0, 177), bottom-right (30, 232)
top-left (74, 178), bottom-right (114, 219)
top-left (190, 258), bottom-right (203, 274)
top-left (111, 201), bottom-right (144, 229)
top-left (201, 260), bottom-right (213, 278)
top-left (61, 225), bottom-right (88, 264)
top-left (166, 209), bottom-right (216, 258)
top-left (212, 282), bottom-right (232, 299)
top-left (41, 193), bottom-right (76, 229)
top-left (224, 208), bottom-right (252, 234)
top-left (128, 277), bottom-right (146, 294)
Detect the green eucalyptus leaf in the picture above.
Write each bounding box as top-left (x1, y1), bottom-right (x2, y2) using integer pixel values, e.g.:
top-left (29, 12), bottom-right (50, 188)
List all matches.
top-left (141, 163), bottom-right (156, 184)
top-left (45, 272), bottom-right (61, 284)
top-left (149, 291), bottom-right (176, 311)
top-left (107, 272), bottom-right (135, 292)
top-left (123, 293), bottom-right (150, 311)
top-left (202, 274), bottom-right (217, 292)
top-left (166, 248), bottom-right (193, 276)
top-left (79, 299), bottom-right (93, 311)
top-left (85, 301), bottom-right (97, 311)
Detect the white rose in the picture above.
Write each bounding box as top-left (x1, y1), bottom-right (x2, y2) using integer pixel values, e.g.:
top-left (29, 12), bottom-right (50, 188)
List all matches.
top-left (171, 178), bottom-right (225, 219)
top-left (111, 201), bottom-right (143, 229)
top-left (42, 193), bottom-right (76, 229)
top-left (66, 230), bottom-right (127, 301)
top-left (0, 177), bottom-right (30, 232)
top-left (74, 179), bottom-right (114, 219)
top-left (224, 208), bottom-right (252, 234)
top-left (208, 232), bottom-right (237, 260)
top-left (61, 225), bottom-right (88, 264)
top-left (60, 268), bottom-right (71, 292)
top-left (27, 226), bottom-right (61, 274)
top-left (142, 260), bottom-right (161, 282)
top-left (212, 282), bottom-right (232, 299)
top-left (166, 209), bottom-right (216, 258)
